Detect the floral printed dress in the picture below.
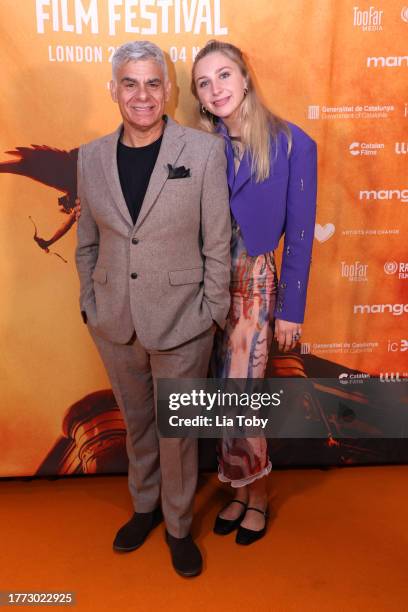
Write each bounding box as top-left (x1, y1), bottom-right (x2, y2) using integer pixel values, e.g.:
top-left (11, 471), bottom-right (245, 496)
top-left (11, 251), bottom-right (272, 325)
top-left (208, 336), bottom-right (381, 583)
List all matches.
top-left (212, 198), bottom-right (279, 486)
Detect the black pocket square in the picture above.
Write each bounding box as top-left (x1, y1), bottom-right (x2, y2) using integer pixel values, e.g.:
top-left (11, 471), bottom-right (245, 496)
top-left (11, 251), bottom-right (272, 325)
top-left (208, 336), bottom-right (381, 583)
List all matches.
top-left (167, 164), bottom-right (191, 179)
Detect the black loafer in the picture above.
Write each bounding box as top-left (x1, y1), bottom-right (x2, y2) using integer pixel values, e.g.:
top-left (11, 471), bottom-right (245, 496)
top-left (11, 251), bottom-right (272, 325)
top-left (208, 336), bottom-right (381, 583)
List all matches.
top-left (165, 531), bottom-right (202, 577)
top-left (113, 507), bottom-right (163, 552)
top-left (213, 499), bottom-right (248, 535)
top-left (235, 506), bottom-right (269, 546)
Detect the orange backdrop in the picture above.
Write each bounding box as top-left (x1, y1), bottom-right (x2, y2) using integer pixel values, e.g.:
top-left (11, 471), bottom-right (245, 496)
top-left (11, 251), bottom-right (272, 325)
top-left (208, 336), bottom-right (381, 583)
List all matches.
top-left (0, 0), bottom-right (407, 476)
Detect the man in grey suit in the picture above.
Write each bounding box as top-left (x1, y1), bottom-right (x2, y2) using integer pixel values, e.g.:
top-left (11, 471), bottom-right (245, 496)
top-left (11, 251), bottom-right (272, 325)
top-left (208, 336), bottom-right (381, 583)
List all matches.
top-left (75, 41), bottom-right (231, 577)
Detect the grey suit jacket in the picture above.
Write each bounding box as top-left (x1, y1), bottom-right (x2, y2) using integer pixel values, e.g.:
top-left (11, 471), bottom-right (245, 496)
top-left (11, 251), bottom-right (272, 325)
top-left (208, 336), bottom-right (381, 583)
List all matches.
top-left (75, 117), bottom-right (231, 350)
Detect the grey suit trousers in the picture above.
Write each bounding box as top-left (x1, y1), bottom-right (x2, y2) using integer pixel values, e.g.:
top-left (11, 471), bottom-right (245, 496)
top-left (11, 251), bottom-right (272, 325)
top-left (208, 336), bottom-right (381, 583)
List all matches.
top-left (88, 324), bottom-right (215, 538)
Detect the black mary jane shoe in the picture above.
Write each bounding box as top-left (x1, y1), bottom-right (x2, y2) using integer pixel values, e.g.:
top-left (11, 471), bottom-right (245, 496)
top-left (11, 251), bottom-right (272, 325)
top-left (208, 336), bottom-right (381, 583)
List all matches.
top-left (213, 499), bottom-right (248, 535)
top-left (235, 506), bottom-right (269, 545)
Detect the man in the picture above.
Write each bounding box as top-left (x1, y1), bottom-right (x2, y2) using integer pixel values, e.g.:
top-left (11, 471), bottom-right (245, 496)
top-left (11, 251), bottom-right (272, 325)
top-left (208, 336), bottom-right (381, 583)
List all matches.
top-left (75, 40), bottom-right (231, 577)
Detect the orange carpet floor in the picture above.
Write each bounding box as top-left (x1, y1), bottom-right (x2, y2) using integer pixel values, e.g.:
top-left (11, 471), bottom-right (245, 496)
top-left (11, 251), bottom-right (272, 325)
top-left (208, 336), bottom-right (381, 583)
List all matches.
top-left (1, 466), bottom-right (408, 611)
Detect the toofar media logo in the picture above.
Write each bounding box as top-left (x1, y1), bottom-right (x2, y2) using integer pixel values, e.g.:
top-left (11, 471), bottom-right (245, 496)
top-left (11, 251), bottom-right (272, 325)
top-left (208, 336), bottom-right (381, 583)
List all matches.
top-left (349, 142), bottom-right (384, 156)
top-left (384, 261), bottom-right (408, 278)
top-left (353, 6), bottom-right (383, 30)
top-left (341, 261), bottom-right (368, 281)
top-left (354, 303), bottom-right (408, 316)
top-left (359, 188), bottom-right (408, 203)
top-left (401, 7), bottom-right (408, 22)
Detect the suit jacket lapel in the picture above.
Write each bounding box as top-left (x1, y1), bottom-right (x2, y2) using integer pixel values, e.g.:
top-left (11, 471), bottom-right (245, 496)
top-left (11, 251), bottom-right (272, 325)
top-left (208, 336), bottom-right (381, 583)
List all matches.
top-left (135, 116), bottom-right (185, 232)
top-left (100, 125), bottom-right (133, 227)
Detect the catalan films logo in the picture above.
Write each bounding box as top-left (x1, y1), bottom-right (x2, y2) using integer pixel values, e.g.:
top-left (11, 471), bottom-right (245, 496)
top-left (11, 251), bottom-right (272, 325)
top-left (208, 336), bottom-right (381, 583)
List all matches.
top-left (339, 372), bottom-right (370, 385)
top-left (353, 6), bottom-right (383, 31)
top-left (349, 142), bottom-right (385, 156)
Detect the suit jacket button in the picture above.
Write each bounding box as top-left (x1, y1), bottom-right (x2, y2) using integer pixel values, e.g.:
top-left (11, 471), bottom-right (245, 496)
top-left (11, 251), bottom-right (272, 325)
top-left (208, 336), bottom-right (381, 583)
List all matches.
top-left (131, 272), bottom-right (138, 279)
top-left (132, 238), bottom-right (139, 245)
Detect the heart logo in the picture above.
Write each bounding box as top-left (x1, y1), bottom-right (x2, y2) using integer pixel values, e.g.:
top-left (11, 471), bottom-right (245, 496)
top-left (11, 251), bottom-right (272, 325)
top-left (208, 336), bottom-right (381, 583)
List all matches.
top-left (315, 223), bottom-right (335, 243)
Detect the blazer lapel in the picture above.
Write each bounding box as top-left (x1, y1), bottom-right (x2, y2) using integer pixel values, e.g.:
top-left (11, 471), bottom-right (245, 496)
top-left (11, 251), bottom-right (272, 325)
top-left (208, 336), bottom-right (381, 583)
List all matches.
top-left (216, 121), bottom-right (252, 197)
top-left (100, 125), bottom-right (133, 227)
top-left (135, 117), bottom-right (185, 232)
top-left (232, 151), bottom-right (252, 196)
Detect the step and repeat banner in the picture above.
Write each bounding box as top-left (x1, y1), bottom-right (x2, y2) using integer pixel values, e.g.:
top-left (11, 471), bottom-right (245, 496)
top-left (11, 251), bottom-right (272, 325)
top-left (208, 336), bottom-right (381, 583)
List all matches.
top-left (0, 1), bottom-right (407, 477)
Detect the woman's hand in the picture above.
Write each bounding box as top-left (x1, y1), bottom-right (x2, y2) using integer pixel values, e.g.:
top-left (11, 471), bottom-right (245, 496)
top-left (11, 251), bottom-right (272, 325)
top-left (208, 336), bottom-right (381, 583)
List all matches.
top-left (74, 198), bottom-right (82, 220)
top-left (274, 318), bottom-right (302, 352)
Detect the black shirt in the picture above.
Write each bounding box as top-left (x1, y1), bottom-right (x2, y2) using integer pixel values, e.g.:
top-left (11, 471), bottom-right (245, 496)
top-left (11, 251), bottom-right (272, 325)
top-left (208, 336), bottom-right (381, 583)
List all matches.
top-left (117, 135), bottom-right (163, 225)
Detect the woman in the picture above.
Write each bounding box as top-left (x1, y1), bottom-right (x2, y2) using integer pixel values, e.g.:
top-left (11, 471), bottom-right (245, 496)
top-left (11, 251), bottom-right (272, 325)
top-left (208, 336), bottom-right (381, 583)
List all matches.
top-left (191, 40), bottom-right (317, 545)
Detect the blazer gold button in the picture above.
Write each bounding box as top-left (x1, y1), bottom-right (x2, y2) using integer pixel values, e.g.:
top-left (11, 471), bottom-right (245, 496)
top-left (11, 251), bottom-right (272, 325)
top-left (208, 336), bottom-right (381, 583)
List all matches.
top-left (132, 238), bottom-right (139, 244)
top-left (131, 272), bottom-right (138, 279)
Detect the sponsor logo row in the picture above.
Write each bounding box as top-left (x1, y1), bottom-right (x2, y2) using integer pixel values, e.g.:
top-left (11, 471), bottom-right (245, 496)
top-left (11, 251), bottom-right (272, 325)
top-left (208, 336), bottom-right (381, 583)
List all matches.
top-left (340, 260), bottom-right (408, 281)
top-left (337, 372), bottom-right (408, 385)
top-left (301, 339), bottom-right (408, 355)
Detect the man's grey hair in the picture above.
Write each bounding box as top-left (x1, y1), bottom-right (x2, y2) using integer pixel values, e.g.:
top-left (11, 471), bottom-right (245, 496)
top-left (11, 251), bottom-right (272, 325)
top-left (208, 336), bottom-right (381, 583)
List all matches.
top-left (112, 41), bottom-right (168, 81)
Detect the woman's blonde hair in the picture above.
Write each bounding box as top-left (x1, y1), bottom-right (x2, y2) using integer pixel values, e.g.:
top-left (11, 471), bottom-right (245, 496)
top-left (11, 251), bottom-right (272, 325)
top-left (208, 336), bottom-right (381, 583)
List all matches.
top-left (191, 40), bottom-right (292, 183)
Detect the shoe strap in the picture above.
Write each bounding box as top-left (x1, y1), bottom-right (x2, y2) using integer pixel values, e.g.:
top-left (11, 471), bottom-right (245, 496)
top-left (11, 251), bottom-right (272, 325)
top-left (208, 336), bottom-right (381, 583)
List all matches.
top-left (219, 499), bottom-right (247, 514)
top-left (246, 506), bottom-right (269, 517)
top-left (230, 499), bottom-right (247, 508)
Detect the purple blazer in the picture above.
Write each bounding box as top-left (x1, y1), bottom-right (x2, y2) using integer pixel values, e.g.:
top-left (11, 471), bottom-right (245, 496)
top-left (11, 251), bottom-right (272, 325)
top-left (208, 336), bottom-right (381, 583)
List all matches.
top-left (217, 120), bottom-right (317, 324)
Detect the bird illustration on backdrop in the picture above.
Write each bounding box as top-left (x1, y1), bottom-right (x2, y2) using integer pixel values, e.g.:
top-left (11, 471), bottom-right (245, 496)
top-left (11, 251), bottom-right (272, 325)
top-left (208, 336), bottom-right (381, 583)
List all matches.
top-left (0, 144), bottom-right (79, 261)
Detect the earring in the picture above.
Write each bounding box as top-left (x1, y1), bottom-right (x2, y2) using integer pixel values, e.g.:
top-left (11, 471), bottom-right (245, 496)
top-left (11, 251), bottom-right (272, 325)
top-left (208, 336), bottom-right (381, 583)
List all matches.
top-left (243, 87), bottom-right (248, 96)
top-left (200, 104), bottom-right (207, 114)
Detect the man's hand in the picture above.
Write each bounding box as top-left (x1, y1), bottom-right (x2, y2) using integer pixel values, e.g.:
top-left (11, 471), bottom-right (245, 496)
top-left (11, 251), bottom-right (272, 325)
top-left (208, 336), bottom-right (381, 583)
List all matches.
top-left (274, 318), bottom-right (302, 352)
